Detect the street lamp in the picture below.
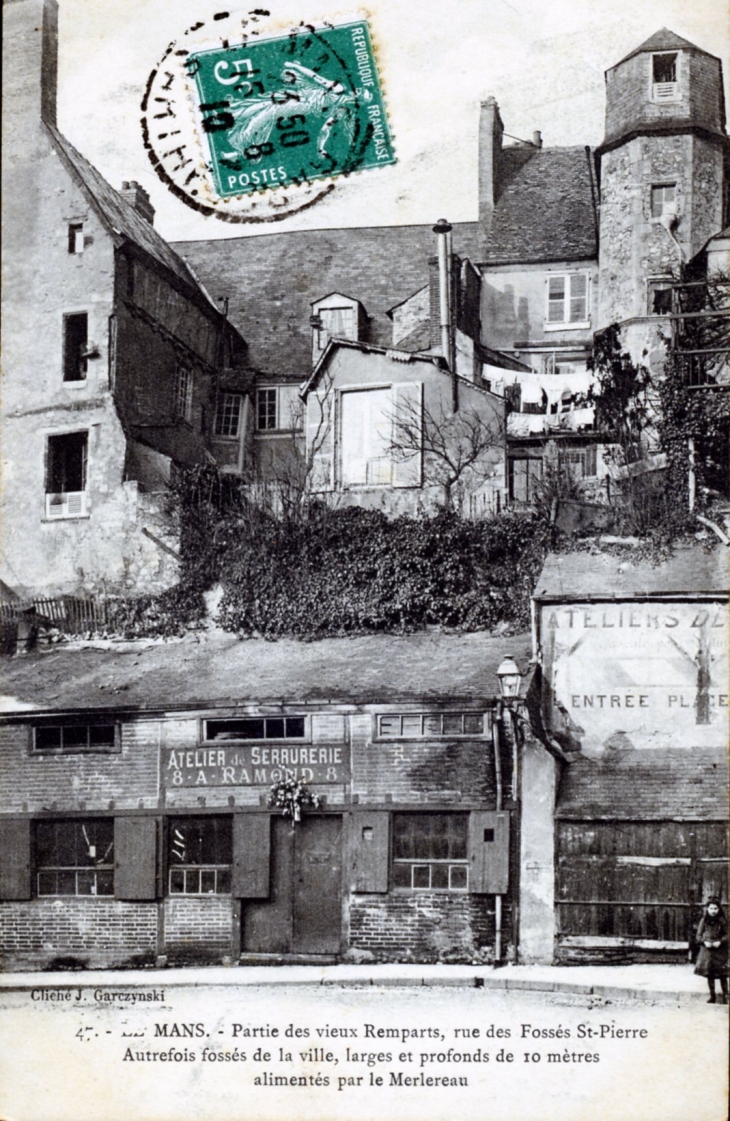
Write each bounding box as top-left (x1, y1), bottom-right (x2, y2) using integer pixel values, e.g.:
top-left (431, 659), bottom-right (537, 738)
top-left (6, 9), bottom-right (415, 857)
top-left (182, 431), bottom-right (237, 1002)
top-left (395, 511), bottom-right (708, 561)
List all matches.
top-left (496, 656), bottom-right (522, 699)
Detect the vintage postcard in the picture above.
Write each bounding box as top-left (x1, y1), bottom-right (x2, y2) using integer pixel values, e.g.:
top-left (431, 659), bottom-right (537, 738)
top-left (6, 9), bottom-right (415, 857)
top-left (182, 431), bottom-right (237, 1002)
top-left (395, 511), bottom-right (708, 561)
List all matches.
top-left (1, 0), bottom-right (728, 1118)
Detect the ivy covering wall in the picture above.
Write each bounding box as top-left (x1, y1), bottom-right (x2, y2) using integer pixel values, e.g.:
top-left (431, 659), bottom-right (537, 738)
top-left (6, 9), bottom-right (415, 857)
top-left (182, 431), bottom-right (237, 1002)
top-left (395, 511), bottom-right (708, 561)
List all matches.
top-left (109, 472), bottom-right (552, 640)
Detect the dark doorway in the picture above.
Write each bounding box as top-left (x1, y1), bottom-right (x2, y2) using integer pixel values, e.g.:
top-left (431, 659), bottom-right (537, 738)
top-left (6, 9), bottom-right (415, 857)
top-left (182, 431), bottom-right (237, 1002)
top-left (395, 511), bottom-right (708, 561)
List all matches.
top-left (243, 815), bottom-right (342, 956)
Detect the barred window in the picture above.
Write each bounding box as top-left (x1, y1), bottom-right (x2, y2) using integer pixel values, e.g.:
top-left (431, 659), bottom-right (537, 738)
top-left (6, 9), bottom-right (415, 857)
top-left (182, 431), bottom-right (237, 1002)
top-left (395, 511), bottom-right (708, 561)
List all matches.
top-left (36, 819), bottom-right (114, 896)
top-left (392, 814), bottom-right (468, 891)
top-left (168, 816), bottom-right (231, 895)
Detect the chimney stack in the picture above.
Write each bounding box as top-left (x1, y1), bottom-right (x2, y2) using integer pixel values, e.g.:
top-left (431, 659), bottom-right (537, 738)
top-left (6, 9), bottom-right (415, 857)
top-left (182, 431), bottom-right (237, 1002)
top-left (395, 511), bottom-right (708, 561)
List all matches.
top-left (532, 130), bottom-right (542, 148)
top-left (478, 97), bottom-right (504, 256)
top-left (3, 0), bottom-right (58, 136)
top-left (120, 181), bottom-right (155, 225)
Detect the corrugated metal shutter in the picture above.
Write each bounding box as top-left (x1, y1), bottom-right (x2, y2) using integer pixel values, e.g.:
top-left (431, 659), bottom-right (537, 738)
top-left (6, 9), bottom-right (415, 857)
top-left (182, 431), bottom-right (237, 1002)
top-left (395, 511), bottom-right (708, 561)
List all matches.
top-left (469, 811), bottom-right (509, 894)
top-left (115, 817), bottom-right (158, 900)
top-left (351, 811), bottom-right (390, 893)
top-left (232, 814), bottom-right (270, 898)
top-left (0, 819), bottom-right (32, 900)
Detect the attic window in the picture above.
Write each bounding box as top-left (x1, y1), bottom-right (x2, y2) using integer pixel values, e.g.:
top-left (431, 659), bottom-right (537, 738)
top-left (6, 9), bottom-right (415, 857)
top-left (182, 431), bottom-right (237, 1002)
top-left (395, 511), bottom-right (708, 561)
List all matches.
top-left (652, 53), bottom-right (679, 101)
top-left (68, 223), bottom-right (84, 254)
top-left (316, 306), bottom-right (357, 351)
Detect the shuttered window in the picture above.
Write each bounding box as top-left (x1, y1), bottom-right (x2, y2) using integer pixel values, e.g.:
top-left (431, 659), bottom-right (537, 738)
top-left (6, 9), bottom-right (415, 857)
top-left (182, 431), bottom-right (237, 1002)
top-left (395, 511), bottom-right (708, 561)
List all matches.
top-left (545, 274), bottom-right (589, 326)
top-left (0, 819), bottom-right (32, 901)
top-left (115, 817), bottom-right (158, 900)
top-left (468, 811), bottom-right (510, 894)
top-left (231, 815), bottom-right (270, 898)
top-left (351, 812), bottom-right (389, 893)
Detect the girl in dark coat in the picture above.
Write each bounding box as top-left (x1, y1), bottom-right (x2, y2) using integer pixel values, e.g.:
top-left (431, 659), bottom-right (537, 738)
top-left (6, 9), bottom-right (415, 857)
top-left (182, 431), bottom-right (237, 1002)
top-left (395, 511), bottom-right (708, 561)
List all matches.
top-left (694, 897), bottom-right (728, 1003)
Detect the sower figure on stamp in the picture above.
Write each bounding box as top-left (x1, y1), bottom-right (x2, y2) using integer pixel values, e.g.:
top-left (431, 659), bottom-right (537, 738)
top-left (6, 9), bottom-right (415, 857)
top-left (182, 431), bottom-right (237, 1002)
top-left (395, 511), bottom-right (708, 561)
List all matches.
top-left (693, 896), bottom-right (728, 1004)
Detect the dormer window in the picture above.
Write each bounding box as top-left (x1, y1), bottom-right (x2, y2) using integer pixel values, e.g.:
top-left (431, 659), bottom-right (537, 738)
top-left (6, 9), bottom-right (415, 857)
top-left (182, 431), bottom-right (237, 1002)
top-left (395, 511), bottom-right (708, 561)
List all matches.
top-left (311, 293), bottom-right (364, 361)
top-left (652, 52), bottom-right (679, 101)
top-left (318, 306), bottom-right (356, 349)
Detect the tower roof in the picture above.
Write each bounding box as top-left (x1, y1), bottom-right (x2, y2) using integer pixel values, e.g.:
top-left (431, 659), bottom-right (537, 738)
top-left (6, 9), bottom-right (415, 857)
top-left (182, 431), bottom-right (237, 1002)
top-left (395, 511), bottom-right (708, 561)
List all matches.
top-left (614, 28), bottom-right (718, 67)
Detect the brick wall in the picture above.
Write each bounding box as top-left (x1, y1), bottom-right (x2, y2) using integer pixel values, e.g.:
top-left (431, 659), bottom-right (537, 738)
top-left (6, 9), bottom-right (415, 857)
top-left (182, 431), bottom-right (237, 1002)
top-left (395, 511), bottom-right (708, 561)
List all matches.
top-left (0, 898), bottom-right (157, 971)
top-left (351, 711), bottom-right (510, 805)
top-left (0, 723), bottom-right (160, 814)
top-left (164, 896), bottom-right (233, 965)
top-left (349, 893), bottom-right (501, 962)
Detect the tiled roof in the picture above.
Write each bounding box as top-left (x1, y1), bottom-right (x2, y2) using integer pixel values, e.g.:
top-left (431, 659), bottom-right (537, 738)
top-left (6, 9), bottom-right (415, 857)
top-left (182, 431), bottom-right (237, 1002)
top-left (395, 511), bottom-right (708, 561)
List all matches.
top-left (556, 747), bottom-right (728, 819)
top-left (534, 546), bottom-right (730, 600)
top-left (174, 223), bottom-right (479, 379)
top-left (48, 126), bottom-right (212, 303)
top-left (615, 28), bottom-right (715, 67)
top-left (481, 147), bottom-right (598, 265)
top-left (0, 631), bottom-right (533, 715)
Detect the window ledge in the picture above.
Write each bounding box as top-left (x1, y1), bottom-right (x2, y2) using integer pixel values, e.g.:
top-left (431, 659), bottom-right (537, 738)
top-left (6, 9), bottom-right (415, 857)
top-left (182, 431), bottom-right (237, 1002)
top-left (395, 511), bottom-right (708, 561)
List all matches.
top-left (41, 515), bottom-right (91, 523)
top-left (63, 380), bottom-right (88, 389)
top-left (254, 429), bottom-right (302, 438)
top-left (543, 321), bottom-right (591, 333)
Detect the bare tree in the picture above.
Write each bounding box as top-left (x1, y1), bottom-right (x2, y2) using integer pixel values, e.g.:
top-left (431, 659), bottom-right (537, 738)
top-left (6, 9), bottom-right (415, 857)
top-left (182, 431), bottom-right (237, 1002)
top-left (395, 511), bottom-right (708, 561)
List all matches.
top-left (389, 394), bottom-right (506, 513)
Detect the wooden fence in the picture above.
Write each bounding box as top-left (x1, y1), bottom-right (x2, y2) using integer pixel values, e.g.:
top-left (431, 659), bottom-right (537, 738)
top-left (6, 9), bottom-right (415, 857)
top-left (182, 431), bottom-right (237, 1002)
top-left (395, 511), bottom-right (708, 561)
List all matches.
top-left (0, 595), bottom-right (115, 634)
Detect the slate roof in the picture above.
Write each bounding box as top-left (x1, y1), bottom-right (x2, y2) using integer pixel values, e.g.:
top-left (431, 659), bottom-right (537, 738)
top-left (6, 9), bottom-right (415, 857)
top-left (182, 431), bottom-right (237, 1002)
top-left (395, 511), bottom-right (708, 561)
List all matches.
top-left (482, 147), bottom-right (598, 265)
top-left (0, 631), bottom-right (533, 716)
top-left (615, 28), bottom-right (716, 67)
top-left (534, 546), bottom-right (730, 601)
top-left (556, 747), bottom-right (728, 819)
top-left (174, 223), bottom-right (480, 379)
top-left (48, 126), bottom-right (214, 306)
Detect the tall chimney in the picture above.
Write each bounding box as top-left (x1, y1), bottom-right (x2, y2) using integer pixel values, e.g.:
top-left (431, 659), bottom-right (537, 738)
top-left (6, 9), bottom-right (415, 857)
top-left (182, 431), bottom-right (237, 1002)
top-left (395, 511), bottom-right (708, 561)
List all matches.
top-left (433, 219), bottom-right (458, 410)
top-left (120, 181), bottom-right (155, 224)
top-left (3, 0), bottom-right (58, 135)
top-left (478, 97), bottom-right (503, 256)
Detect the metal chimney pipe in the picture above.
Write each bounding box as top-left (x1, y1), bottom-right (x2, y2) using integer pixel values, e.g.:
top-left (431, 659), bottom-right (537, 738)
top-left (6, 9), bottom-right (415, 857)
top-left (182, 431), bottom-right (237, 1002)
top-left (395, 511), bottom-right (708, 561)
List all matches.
top-left (433, 218), bottom-right (458, 410)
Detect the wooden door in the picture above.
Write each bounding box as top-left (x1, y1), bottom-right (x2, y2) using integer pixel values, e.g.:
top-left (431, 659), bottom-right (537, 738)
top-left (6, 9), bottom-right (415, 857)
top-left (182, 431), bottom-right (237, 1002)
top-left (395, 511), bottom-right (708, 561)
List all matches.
top-left (242, 816), bottom-right (342, 955)
top-left (292, 816), bottom-right (342, 954)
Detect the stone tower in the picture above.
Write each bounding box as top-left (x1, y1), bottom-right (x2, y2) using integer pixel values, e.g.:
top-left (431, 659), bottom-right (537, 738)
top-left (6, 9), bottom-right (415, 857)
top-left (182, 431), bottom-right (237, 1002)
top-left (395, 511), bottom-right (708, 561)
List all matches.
top-left (596, 29), bottom-right (729, 344)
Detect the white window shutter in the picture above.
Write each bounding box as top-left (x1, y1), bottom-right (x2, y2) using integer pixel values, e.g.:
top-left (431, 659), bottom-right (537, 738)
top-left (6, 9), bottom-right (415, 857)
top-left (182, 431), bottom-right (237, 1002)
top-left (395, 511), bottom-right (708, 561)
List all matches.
top-left (306, 390), bottom-right (334, 491)
top-left (392, 382), bottom-right (423, 488)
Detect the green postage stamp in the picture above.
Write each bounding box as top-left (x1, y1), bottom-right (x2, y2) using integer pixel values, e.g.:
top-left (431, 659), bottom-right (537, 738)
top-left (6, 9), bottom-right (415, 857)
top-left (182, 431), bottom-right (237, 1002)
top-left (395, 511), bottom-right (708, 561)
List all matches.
top-left (186, 21), bottom-right (395, 200)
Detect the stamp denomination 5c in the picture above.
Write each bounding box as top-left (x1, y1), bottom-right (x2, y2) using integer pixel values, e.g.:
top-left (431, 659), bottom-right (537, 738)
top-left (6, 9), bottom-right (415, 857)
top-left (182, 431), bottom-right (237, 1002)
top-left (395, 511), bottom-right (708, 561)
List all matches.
top-left (187, 21), bottom-right (395, 200)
